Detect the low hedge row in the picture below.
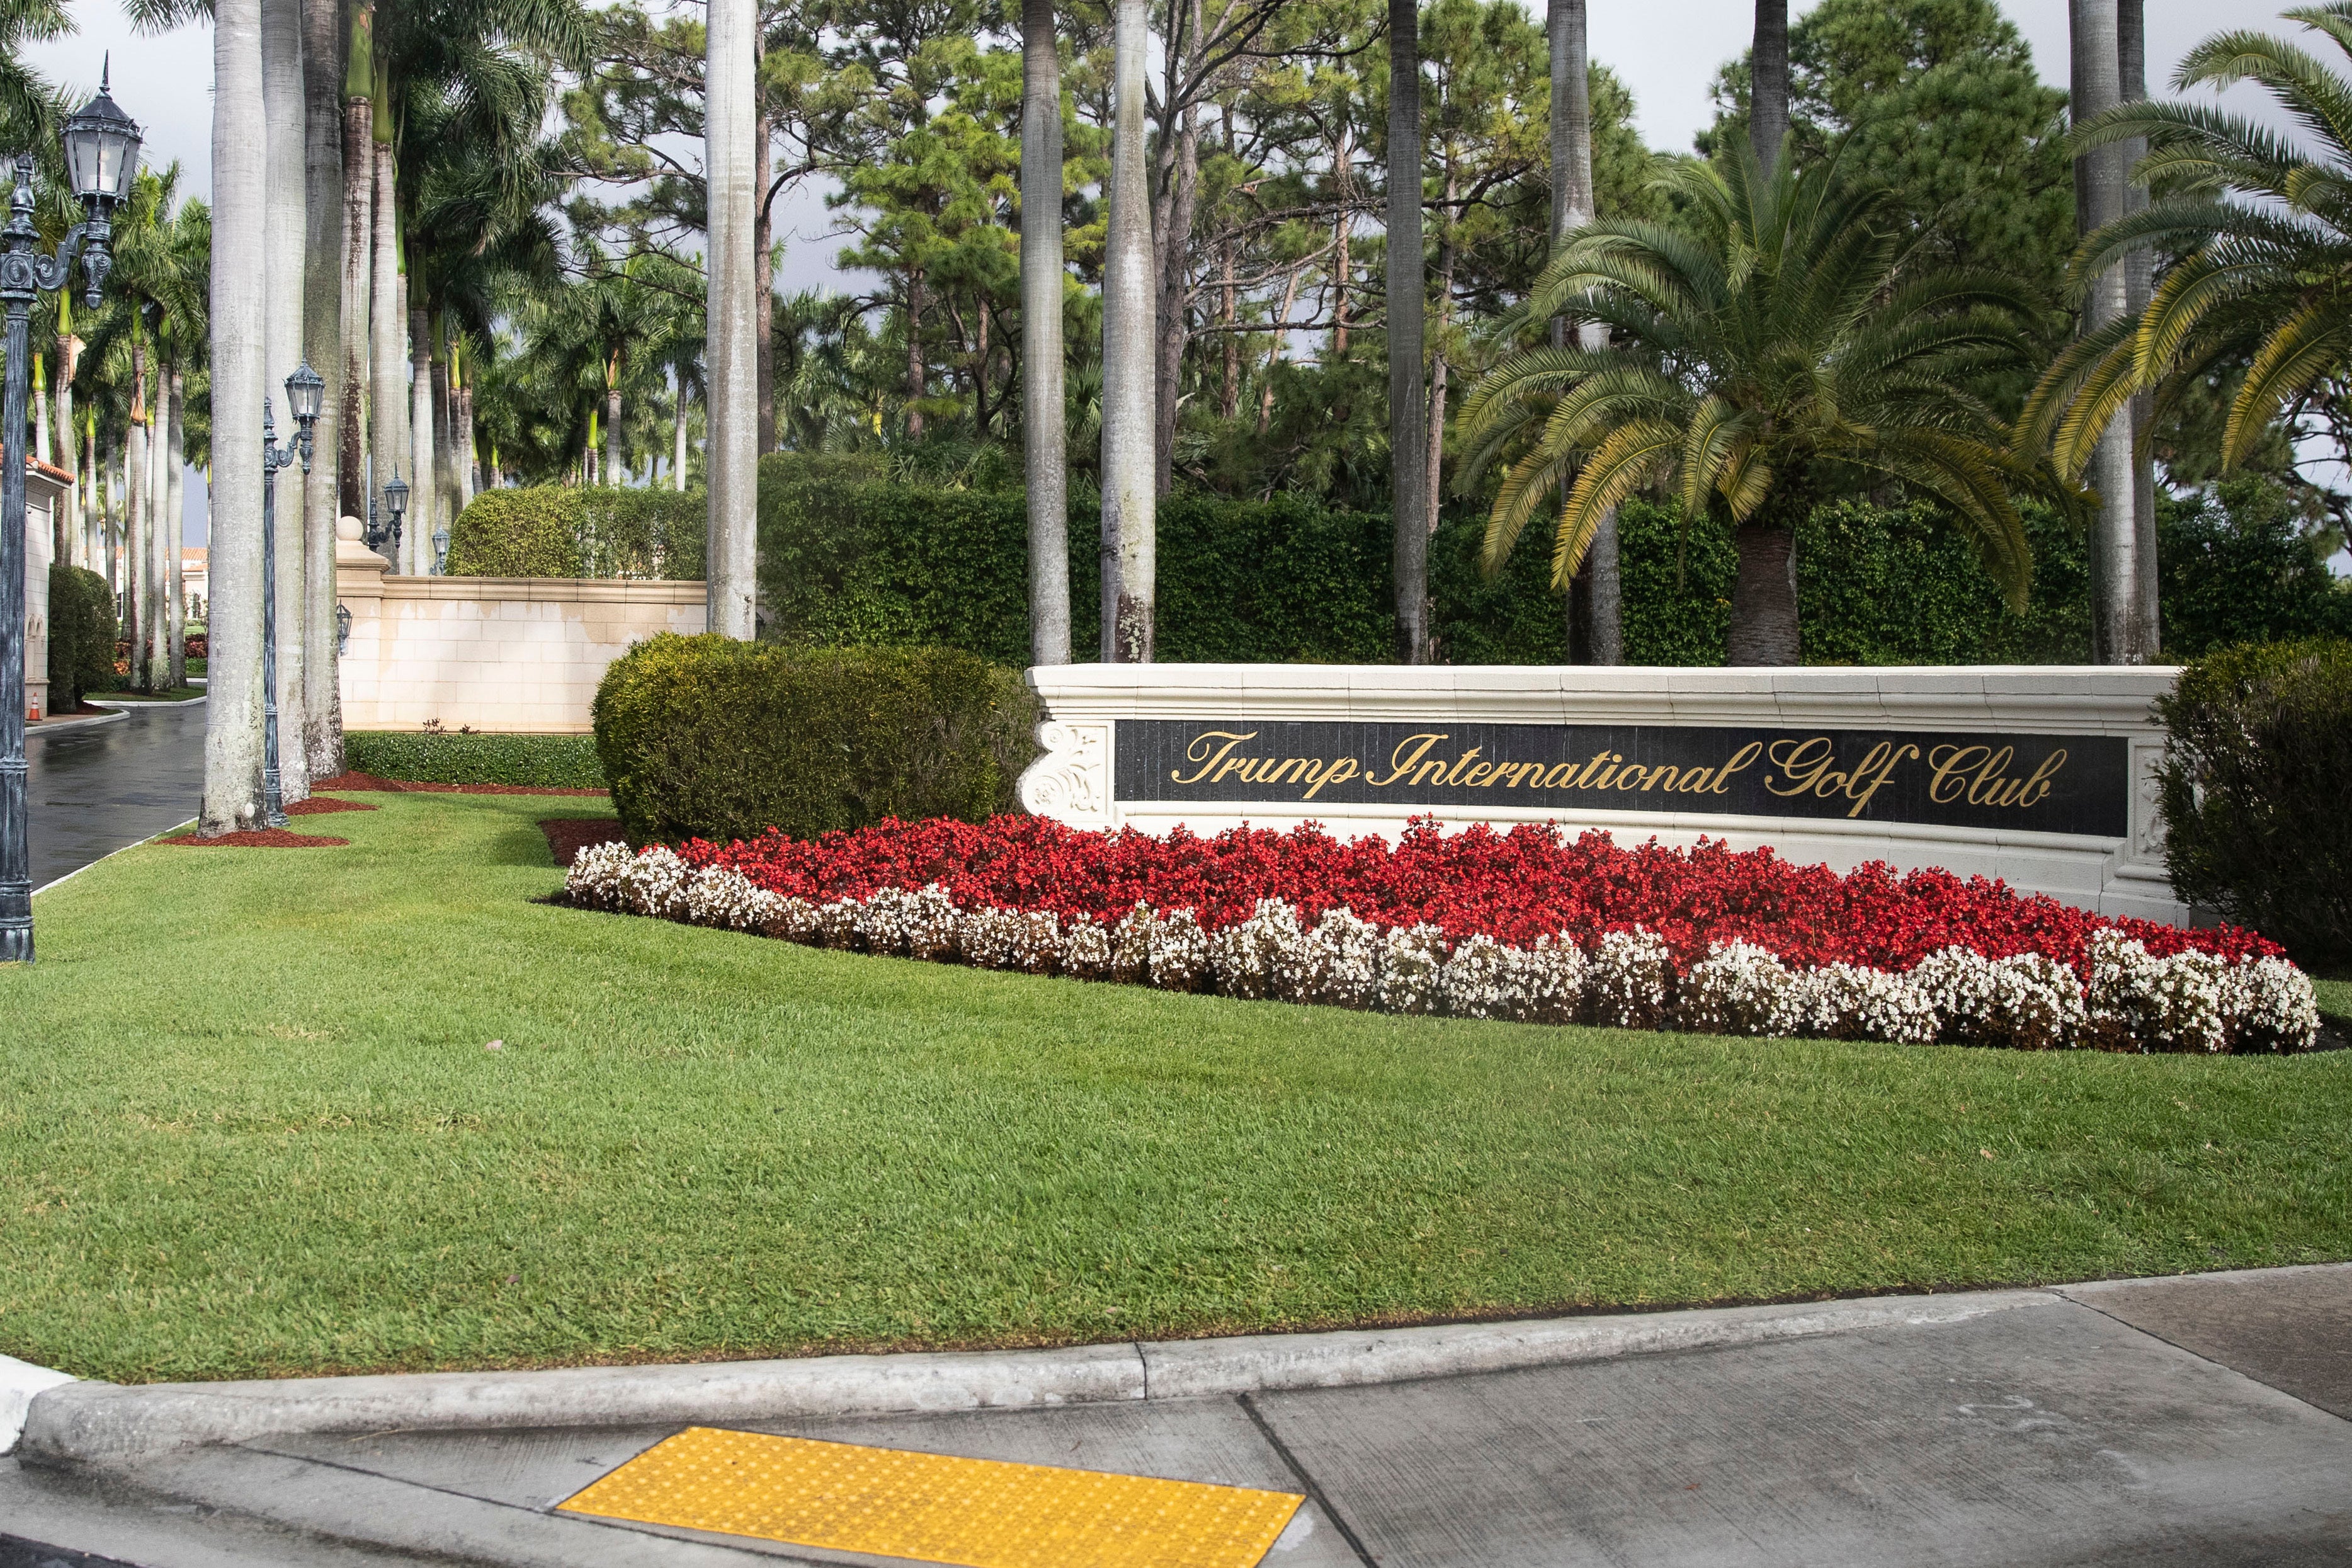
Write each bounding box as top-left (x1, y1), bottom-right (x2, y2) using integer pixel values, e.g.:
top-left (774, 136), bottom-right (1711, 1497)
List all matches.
top-left (2158, 637), bottom-right (2352, 971)
top-left (341, 730), bottom-right (607, 788)
top-left (593, 635), bottom-right (1038, 846)
top-left (444, 486), bottom-right (705, 580)
top-left (46, 564), bottom-right (116, 710)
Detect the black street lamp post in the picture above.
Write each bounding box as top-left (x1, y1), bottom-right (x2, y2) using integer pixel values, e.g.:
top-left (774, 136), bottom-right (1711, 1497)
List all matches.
top-left (2, 69), bottom-right (139, 964)
top-left (362, 465), bottom-right (407, 561)
top-left (258, 363), bottom-right (324, 829)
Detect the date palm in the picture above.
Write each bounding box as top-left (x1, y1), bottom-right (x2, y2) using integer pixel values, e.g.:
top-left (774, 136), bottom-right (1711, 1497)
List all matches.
top-left (2022, 6), bottom-right (2352, 485)
top-left (1457, 140), bottom-right (2043, 665)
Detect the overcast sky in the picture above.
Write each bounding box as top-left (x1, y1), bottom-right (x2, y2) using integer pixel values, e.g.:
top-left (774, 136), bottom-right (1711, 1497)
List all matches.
top-left (22, 0), bottom-right (2298, 543)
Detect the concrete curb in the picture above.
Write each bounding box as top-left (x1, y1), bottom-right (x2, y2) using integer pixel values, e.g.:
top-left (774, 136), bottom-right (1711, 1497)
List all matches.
top-left (20, 1288), bottom-right (2060, 1470)
top-left (25, 708), bottom-right (128, 735)
top-left (1, 1355), bottom-right (76, 1455)
top-left (86, 695), bottom-right (207, 710)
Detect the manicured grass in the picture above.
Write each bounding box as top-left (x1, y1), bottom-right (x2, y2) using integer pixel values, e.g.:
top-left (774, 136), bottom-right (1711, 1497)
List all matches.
top-left (2316, 976), bottom-right (2351, 1032)
top-left (6, 793), bottom-right (2348, 1385)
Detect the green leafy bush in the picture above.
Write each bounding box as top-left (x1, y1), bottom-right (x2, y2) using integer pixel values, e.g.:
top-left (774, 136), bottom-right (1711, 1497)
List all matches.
top-left (45, 564), bottom-right (116, 710)
top-left (445, 486), bottom-right (706, 580)
top-left (593, 634), bottom-right (1039, 844)
top-left (2157, 479), bottom-right (2352, 658)
top-left (2157, 639), bottom-right (2352, 970)
top-left (342, 730), bottom-right (606, 788)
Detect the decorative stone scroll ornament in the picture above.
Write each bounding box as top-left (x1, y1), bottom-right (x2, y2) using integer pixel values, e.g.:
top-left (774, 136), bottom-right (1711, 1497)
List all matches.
top-left (1018, 721), bottom-right (1113, 829)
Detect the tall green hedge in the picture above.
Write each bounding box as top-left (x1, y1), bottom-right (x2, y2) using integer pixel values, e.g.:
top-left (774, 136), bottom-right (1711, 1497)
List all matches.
top-left (754, 452), bottom-right (2118, 666)
top-left (593, 635), bottom-right (1038, 845)
top-left (46, 563), bottom-right (116, 710)
top-left (445, 485), bottom-right (706, 579)
top-left (2157, 638), bottom-right (2352, 970)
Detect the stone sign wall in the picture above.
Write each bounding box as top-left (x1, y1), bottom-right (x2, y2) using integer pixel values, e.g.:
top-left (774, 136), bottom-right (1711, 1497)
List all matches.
top-left (1019, 664), bottom-right (2185, 925)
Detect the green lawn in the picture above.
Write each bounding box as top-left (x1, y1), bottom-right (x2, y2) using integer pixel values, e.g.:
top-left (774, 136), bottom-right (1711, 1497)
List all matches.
top-left (6, 792), bottom-right (2348, 1385)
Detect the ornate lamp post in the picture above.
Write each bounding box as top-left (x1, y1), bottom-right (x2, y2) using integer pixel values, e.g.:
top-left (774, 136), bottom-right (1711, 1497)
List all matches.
top-left (3, 69), bottom-right (139, 964)
top-left (258, 362), bottom-right (323, 829)
top-left (432, 521), bottom-right (450, 575)
top-left (363, 467), bottom-right (407, 562)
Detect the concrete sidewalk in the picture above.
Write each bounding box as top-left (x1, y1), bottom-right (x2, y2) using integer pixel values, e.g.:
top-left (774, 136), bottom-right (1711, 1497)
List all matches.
top-left (5, 1265), bottom-right (2349, 1567)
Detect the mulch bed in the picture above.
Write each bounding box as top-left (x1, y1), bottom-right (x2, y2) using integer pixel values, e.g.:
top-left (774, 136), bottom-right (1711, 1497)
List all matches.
top-left (542, 817), bottom-right (627, 869)
top-left (165, 829), bottom-right (349, 848)
top-left (288, 797), bottom-right (378, 815)
top-left (313, 771), bottom-right (607, 797)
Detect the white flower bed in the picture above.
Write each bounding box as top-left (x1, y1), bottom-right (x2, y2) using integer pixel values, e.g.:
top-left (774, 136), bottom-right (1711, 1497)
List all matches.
top-left (565, 844), bottom-right (2323, 1053)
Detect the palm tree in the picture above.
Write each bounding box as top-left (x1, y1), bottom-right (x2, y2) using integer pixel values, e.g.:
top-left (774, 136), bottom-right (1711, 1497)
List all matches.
top-left (1457, 143), bottom-right (2043, 665)
top-left (1020, 0), bottom-right (1069, 666)
top-left (0, 0), bottom-right (69, 153)
top-left (2025, 7), bottom-right (2352, 538)
top-left (1389, 0), bottom-right (1429, 664)
top-left (302, 0), bottom-right (347, 775)
top-left (1101, 0), bottom-right (1154, 661)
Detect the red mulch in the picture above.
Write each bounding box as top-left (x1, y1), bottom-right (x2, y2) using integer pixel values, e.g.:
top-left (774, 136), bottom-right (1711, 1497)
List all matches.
top-left (542, 817), bottom-right (627, 868)
top-left (313, 771), bottom-right (607, 797)
top-left (288, 796), bottom-right (378, 815)
top-left (166, 829), bottom-right (349, 848)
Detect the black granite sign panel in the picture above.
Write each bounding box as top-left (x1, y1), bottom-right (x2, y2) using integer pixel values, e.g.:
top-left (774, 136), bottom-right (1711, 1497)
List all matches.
top-left (1113, 719), bottom-right (2130, 838)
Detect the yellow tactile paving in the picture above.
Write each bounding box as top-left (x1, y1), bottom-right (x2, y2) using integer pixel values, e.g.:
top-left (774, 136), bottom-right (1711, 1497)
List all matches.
top-left (556, 1424), bottom-right (1305, 1568)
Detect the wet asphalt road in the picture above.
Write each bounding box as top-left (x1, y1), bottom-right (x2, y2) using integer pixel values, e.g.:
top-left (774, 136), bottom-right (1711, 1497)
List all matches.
top-left (27, 703), bottom-right (207, 890)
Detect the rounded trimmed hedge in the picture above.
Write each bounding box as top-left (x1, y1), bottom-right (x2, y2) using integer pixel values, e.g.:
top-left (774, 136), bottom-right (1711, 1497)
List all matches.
top-left (593, 635), bottom-right (1039, 846)
top-left (2157, 638), bottom-right (2352, 970)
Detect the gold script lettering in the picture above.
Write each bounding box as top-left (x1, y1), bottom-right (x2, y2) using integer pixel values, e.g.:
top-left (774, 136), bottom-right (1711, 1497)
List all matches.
top-left (1172, 731), bottom-right (1259, 785)
top-left (1366, 734), bottom-right (1450, 787)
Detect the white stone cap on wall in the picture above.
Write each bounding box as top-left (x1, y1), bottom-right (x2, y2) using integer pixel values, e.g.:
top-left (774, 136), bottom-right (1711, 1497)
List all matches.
top-left (1024, 662), bottom-right (2179, 734)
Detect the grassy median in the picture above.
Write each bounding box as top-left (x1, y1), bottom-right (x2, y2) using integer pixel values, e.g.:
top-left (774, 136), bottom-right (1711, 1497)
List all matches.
top-left (5, 791), bottom-right (2348, 1384)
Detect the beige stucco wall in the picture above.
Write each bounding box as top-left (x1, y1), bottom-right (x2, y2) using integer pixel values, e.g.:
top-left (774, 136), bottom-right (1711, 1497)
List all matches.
top-left (334, 530), bottom-right (705, 733)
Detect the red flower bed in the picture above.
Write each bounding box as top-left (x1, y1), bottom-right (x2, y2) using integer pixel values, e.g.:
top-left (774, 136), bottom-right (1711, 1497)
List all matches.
top-left (681, 816), bottom-right (2277, 973)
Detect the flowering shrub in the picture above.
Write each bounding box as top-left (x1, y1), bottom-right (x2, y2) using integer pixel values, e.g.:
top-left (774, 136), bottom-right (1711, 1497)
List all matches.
top-left (562, 817), bottom-right (2322, 1054)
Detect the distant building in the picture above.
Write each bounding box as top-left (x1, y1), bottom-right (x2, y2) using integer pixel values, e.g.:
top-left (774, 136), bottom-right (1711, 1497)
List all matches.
top-left (183, 547), bottom-right (207, 623)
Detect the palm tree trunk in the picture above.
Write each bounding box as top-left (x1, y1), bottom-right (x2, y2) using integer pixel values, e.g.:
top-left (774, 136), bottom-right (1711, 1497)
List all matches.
top-left (207, 0), bottom-right (270, 835)
top-left (1021, 0), bottom-right (1070, 667)
top-left (126, 353), bottom-right (148, 690)
top-left (370, 132), bottom-right (404, 569)
top-left (338, 6), bottom-right (372, 524)
top-left (2070, 0), bottom-right (2144, 663)
top-left (2118, 0), bottom-right (2158, 654)
top-left (1150, 0), bottom-right (1202, 500)
top-left (264, 0), bottom-right (309, 798)
top-left (1389, 0), bottom-right (1428, 665)
top-left (673, 375), bottom-right (689, 492)
top-left (1725, 522), bottom-right (1799, 666)
top-left (431, 325), bottom-right (455, 509)
top-left (705, 0), bottom-right (759, 637)
top-left (1425, 159), bottom-right (1457, 542)
top-left (409, 300), bottom-right (436, 569)
top-left (55, 331), bottom-right (76, 569)
top-left (1548, 0), bottom-right (1621, 664)
top-left (304, 0), bottom-right (345, 776)
top-left (149, 373), bottom-right (170, 686)
top-left (605, 380), bottom-right (623, 485)
top-left (1101, 0), bottom-right (1155, 661)
top-left (754, 103), bottom-right (775, 457)
top-left (167, 373), bottom-right (186, 689)
top-left (1750, 0), bottom-right (1788, 176)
